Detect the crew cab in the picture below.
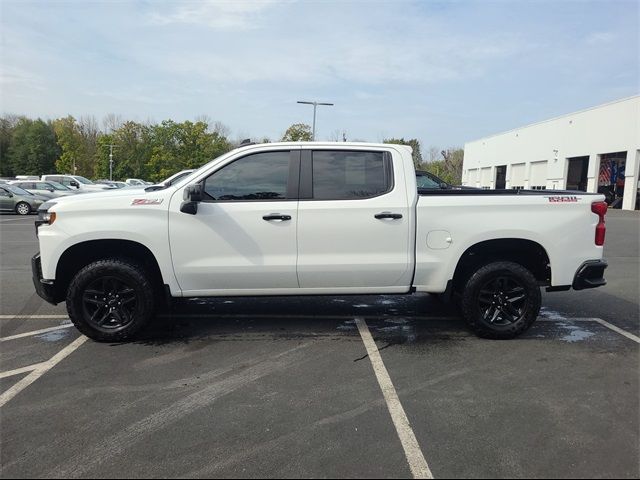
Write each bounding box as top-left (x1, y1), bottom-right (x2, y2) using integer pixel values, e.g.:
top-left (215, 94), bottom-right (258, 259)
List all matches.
top-left (32, 142), bottom-right (608, 342)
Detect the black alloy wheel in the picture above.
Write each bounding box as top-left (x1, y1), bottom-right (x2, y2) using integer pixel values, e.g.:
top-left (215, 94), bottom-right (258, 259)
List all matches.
top-left (82, 276), bottom-right (138, 332)
top-left (67, 258), bottom-right (155, 342)
top-left (461, 261), bottom-right (541, 339)
top-left (477, 276), bottom-right (527, 326)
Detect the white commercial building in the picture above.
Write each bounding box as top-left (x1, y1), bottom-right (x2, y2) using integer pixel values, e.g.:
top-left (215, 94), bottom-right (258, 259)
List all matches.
top-left (462, 96), bottom-right (640, 210)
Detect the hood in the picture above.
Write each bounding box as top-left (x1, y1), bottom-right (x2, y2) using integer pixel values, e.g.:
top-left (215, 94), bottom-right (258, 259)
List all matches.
top-left (46, 186), bottom-right (174, 207)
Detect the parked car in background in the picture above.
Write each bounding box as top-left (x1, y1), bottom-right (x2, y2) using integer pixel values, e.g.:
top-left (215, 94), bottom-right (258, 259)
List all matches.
top-left (160, 169), bottom-right (196, 187)
top-left (95, 180), bottom-right (129, 189)
top-left (145, 170), bottom-right (198, 193)
top-left (9, 180), bottom-right (77, 199)
top-left (0, 184), bottom-right (47, 215)
top-left (125, 178), bottom-right (151, 186)
top-left (416, 170), bottom-right (478, 190)
top-left (41, 174), bottom-right (114, 192)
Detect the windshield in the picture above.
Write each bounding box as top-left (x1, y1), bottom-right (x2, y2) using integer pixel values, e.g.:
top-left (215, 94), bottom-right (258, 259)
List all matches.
top-left (48, 181), bottom-right (71, 191)
top-left (5, 185), bottom-right (32, 196)
top-left (72, 176), bottom-right (93, 185)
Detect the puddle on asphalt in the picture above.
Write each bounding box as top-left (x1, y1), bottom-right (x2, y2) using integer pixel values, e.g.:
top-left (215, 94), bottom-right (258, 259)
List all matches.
top-left (37, 329), bottom-right (71, 342)
top-left (555, 322), bottom-right (596, 343)
top-left (538, 308), bottom-right (598, 343)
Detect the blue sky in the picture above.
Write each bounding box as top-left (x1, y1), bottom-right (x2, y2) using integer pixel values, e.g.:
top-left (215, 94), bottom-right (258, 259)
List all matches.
top-left (1, 0), bottom-right (638, 149)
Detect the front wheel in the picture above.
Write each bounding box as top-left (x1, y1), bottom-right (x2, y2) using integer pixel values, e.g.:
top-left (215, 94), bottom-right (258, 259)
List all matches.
top-left (66, 258), bottom-right (156, 342)
top-left (15, 202), bottom-right (31, 215)
top-left (461, 261), bottom-right (541, 339)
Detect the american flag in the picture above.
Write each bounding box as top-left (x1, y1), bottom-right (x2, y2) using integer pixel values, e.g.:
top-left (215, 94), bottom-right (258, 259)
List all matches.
top-left (599, 161), bottom-right (611, 185)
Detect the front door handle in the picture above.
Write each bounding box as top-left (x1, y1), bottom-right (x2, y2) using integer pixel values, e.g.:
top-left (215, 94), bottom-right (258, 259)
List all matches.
top-left (263, 214), bottom-right (292, 221)
top-left (375, 212), bottom-right (403, 220)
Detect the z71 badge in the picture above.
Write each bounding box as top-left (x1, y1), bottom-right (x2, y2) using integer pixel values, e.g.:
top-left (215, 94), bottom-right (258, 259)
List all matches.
top-left (547, 196), bottom-right (578, 203)
top-left (131, 198), bottom-right (164, 206)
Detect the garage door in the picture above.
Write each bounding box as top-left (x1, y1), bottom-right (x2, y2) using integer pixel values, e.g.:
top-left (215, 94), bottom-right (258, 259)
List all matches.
top-left (466, 169), bottom-right (478, 187)
top-left (509, 163), bottom-right (526, 189)
top-left (529, 161), bottom-right (548, 190)
top-left (480, 167), bottom-right (492, 188)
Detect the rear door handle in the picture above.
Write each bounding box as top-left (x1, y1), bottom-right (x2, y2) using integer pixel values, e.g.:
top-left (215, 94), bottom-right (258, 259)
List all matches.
top-left (375, 212), bottom-right (403, 220)
top-left (263, 214), bottom-right (292, 221)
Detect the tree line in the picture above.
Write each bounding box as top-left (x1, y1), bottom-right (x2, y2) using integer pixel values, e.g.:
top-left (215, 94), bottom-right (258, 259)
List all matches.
top-left (0, 115), bottom-right (463, 184)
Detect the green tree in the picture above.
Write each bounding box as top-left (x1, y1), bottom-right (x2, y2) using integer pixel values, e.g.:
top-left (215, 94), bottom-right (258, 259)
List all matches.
top-left (383, 138), bottom-right (423, 168)
top-left (145, 120), bottom-right (232, 182)
top-left (422, 148), bottom-right (464, 185)
top-left (6, 118), bottom-right (59, 176)
top-left (0, 115), bottom-right (21, 177)
top-left (94, 121), bottom-right (153, 180)
top-left (52, 116), bottom-right (83, 175)
top-left (281, 123), bottom-right (312, 142)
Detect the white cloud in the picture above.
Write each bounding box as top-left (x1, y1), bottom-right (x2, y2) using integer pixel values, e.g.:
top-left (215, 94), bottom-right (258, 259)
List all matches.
top-left (585, 31), bottom-right (616, 45)
top-left (148, 0), bottom-right (284, 30)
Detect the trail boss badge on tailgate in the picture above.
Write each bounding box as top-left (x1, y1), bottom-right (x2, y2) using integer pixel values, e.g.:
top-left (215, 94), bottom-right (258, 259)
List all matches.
top-left (547, 196), bottom-right (579, 203)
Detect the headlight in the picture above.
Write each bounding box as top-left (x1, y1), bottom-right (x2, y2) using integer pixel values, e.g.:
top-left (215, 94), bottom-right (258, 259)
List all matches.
top-left (39, 200), bottom-right (57, 211)
top-left (38, 211), bottom-right (56, 225)
top-left (35, 202), bottom-right (58, 234)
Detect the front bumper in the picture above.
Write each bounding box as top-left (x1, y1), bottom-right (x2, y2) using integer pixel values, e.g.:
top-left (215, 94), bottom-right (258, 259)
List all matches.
top-left (572, 260), bottom-right (607, 290)
top-left (31, 253), bottom-right (58, 305)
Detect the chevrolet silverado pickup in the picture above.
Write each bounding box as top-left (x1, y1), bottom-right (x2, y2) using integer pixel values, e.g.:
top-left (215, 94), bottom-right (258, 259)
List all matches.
top-left (32, 142), bottom-right (608, 341)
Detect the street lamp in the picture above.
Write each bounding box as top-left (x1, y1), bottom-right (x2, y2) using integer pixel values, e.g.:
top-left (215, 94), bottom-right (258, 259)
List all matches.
top-left (297, 100), bottom-right (334, 141)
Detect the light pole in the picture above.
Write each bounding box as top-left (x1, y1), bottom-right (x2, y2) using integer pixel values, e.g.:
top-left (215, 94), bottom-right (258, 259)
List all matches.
top-left (297, 100), bottom-right (333, 141)
top-left (105, 144), bottom-right (117, 180)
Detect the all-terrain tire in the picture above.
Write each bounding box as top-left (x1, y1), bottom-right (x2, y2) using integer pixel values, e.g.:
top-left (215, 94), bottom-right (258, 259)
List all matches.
top-left (461, 261), bottom-right (541, 339)
top-left (66, 258), bottom-right (156, 342)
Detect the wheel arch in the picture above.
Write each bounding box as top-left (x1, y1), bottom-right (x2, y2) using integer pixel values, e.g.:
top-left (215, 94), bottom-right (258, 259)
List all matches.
top-left (452, 238), bottom-right (551, 292)
top-left (53, 239), bottom-right (166, 304)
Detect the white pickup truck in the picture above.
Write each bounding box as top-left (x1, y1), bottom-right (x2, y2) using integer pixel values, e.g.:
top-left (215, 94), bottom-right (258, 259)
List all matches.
top-left (32, 142), bottom-right (608, 342)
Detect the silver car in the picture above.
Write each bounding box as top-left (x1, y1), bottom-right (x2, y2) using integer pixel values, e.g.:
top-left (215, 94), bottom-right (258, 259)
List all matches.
top-left (0, 185), bottom-right (48, 215)
top-left (9, 180), bottom-right (77, 199)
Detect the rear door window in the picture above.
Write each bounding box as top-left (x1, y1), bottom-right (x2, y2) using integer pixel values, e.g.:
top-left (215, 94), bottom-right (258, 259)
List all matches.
top-left (311, 150), bottom-right (392, 200)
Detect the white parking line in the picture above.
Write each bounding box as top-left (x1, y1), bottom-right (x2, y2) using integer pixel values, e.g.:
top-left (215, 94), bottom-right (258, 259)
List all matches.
top-left (0, 315), bottom-right (68, 319)
top-left (0, 336), bottom-right (87, 408)
top-left (355, 317), bottom-right (433, 479)
top-left (0, 324), bottom-right (73, 342)
top-left (0, 363), bottom-right (46, 379)
top-left (538, 317), bottom-right (640, 344)
top-left (591, 318), bottom-right (640, 344)
top-left (0, 218), bottom-right (34, 223)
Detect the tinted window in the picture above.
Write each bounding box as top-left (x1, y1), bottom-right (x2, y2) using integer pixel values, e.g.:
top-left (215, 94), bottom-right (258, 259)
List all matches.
top-left (5, 185), bottom-right (30, 195)
top-left (416, 172), bottom-right (442, 189)
top-left (312, 150), bottom-right (392, 200)
top-left (204, 151), bottom-right (290, 201)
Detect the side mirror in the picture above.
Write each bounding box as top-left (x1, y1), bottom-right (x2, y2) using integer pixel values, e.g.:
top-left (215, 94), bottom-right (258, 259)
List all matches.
top-left (70, 181), bottom-right (79, 188)
top-left (48, 188), bottom-right (54, 192)
top-left (180, 183), bottom-right (203, 215)
top-left (183, 183), bottom-right (203, 202)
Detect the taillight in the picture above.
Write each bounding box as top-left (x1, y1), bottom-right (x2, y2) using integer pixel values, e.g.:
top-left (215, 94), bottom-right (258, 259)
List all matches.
top-left (591, 201), bottom-right (607, 246)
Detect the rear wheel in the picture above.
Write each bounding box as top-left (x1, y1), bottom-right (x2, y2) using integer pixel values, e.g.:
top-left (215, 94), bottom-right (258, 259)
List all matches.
top-left (461, 261), bottom-right (541, 339)
top-left (66, 258), bottom-right (155, 342)
top-left (15, 202), bottom-right (30, 215)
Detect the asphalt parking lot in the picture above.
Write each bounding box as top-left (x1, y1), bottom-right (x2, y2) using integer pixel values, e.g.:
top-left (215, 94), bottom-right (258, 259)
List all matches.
top-left (0, 211), bottom-right (638, 478)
